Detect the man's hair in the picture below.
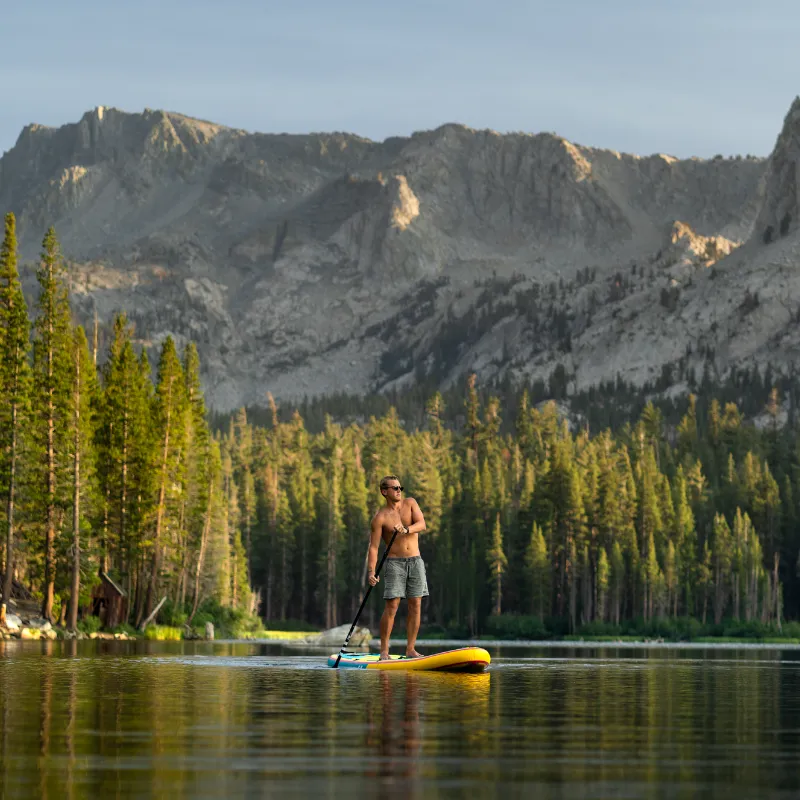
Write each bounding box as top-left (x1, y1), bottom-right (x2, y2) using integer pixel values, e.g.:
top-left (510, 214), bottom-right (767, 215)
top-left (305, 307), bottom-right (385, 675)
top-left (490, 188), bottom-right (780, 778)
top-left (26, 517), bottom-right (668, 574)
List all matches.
top-left (379, 475), bottom-right (400, 490)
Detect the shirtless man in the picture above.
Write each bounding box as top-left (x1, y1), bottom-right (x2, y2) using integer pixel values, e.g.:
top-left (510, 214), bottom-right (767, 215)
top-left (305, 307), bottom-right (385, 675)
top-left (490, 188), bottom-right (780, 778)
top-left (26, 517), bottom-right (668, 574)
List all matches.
top-left (367, 475), bottom-right (428, 660)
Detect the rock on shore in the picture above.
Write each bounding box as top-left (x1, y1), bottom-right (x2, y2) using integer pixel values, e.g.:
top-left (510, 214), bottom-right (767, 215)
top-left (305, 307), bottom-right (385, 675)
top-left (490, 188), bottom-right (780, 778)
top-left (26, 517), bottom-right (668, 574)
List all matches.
top-left (301, 624), bottom-right (371, 646)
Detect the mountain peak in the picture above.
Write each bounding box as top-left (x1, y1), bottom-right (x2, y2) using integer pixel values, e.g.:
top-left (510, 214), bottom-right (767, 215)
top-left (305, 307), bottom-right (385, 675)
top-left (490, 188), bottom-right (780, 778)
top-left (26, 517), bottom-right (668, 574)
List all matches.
top-left (753, 97), bottom-right (800, 245)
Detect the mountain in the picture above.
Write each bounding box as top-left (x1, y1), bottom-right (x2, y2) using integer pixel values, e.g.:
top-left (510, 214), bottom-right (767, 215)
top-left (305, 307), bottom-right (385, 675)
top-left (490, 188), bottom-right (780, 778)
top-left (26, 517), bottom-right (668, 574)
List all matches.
top-left (1, 101), bottom-right (797, 410)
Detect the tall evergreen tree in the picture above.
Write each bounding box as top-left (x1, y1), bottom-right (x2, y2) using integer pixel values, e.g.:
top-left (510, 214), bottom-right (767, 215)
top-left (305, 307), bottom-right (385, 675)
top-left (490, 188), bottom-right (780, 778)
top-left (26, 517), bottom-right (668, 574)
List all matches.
top-left (0, 213), bottom-right (31, 606)
top-left (526, 521), bottom-right (548, 619)
top-left (487, 512), bottom-right (507, 615)
top-left (32, 228), bottom-right (73, 621)
top-left (68, 327), bottom-right (97, 630)
top-left (144, 336), bottom-right (186, 617)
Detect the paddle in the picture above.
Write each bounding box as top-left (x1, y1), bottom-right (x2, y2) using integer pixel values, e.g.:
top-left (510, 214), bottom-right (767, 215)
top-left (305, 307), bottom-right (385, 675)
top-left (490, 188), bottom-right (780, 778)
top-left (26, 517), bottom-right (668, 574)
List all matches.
top-left (332, 527), bottom-right (399, 668)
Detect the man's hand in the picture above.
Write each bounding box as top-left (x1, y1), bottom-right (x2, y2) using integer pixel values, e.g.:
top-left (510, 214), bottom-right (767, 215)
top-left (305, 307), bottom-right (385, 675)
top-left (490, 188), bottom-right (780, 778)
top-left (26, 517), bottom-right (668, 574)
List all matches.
top-left (393, 524), bottom-right (410, 535)
top-left (368, 572), bottom-right (379, 586)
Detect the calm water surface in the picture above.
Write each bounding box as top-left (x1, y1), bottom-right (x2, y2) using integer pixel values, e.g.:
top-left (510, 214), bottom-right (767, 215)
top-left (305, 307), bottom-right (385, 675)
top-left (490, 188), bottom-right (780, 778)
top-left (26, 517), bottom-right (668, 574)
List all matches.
top-left (1, 640), bottom-right (800, 798)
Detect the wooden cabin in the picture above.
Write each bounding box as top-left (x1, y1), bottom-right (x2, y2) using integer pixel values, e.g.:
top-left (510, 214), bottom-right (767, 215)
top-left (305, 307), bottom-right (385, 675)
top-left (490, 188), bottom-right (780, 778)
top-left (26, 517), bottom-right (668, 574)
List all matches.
top-left (90, 572), bottom-right (128, 628)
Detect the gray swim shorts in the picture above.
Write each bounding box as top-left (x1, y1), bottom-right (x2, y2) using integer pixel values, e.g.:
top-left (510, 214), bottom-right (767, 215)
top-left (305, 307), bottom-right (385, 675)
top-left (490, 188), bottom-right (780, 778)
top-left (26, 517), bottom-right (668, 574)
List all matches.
top-left (383, 556), bottom-right (429, 599)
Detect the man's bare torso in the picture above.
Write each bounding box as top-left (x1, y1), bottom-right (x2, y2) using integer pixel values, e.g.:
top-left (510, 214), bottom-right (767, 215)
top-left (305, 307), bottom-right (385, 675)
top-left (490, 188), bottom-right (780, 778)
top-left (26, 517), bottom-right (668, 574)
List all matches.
top-left (374, 498), bottom-right (420, 558)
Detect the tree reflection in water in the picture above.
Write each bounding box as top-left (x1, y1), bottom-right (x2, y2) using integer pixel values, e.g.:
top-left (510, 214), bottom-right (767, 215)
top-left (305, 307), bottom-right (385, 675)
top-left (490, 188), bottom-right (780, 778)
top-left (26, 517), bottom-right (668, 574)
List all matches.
top-left (0, 642), bottom-right (799, 796)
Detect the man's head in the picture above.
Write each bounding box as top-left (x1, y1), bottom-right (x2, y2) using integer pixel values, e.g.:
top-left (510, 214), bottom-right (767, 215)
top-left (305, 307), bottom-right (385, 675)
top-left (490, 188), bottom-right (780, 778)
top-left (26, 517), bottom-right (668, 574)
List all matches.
top-left (380, 475), bottom-right (403, 498)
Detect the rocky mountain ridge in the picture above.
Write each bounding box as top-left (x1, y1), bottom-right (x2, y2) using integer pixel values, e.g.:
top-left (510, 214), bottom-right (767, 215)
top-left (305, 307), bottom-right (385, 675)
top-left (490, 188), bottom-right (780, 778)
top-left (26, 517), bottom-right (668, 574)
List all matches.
top-left (0, 101), bottom-right (796, 410)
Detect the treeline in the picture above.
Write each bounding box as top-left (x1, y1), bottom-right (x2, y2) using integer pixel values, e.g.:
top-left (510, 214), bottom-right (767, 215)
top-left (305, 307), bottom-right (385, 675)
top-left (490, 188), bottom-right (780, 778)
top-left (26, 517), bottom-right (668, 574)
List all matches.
top-left (0, 213), bottom-right (254, 627)
top-left (235, 377), bottom-right (800, 635)
top-left (5, 208), bottom-right (800, 637)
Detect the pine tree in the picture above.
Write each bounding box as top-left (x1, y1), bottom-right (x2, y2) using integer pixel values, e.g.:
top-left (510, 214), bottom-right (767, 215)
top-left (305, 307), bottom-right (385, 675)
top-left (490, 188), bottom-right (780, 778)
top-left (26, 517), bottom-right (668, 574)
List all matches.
top-left (67, 327), bottom-right (97, 630)
top-left (275, 487), bottom-right (294, 619)
top-left (712, 513), bottom-right (733, 624)
top-left (322, 436), bottom-right (345, 628)
top-left (673, 467), bottom-right (696, 615)
top-left (465, 373), bottom-right (481, 455)
top-left (698, 541), bottom-right (713, 624)
top-left (32, 228), bottom-right (74, 621)
top-left (676, 394), bottom-right (698, 462)
top-left (240, 467), bottom-right (256, 585)
top-left (0, 213), bottom-right (31, 606)
top-left (426, 391), bottom-right (444, 447)
top-left (98, 316), bottom-right (154, 607)
top-left (525, 521), bottom-right (548, 618)
top-left (144, 336), bottom-right (187, 617)
top-left (487, 512), bottom-right (507, 615)
top-left (189, 438), bottom-right (221, 622)
top-left (415, 433), bottom-right (443, 537)
top-left (663, 540), bottom-right (677, 618)
top-left (596, 546), bottom-right (610, 622)
top-left (610, 541), bottom-right (625, 625)
top-left (342, 439), bottom-right (369, 614)
top-left (285, 411), bottom-right (316, 620)
top-left (636, 441), bottom-right (662, 619)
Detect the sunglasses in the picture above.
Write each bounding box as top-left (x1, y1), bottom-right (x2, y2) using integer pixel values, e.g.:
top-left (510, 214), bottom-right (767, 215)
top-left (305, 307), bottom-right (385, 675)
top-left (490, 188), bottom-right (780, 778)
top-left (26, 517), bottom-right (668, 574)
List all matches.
top-left (383, 485), bottom-right (404, 491)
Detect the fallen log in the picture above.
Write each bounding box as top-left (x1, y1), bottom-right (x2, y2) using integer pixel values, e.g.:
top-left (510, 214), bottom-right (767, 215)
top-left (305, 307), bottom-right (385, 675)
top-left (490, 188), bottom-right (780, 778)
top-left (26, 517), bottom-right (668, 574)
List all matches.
top-left (139, 596), bottom-right (167, 631)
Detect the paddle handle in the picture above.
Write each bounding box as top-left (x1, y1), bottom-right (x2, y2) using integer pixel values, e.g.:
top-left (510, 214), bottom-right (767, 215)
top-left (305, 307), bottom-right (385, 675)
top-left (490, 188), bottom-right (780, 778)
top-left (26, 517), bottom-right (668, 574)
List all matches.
top-left (333, 528), bottom-right (399, 668)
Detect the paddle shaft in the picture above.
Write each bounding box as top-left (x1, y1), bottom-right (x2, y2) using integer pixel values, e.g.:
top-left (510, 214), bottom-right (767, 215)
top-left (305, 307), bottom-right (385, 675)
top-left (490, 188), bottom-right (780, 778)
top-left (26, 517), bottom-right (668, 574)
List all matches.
top-left (333, 528), bottom-right (399, 668)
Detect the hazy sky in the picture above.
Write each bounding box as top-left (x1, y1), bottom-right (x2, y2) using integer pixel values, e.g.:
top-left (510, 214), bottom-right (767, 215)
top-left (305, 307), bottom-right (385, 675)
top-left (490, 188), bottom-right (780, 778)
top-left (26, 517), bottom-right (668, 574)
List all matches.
top-left (2, 0), bottom-right (798, 159)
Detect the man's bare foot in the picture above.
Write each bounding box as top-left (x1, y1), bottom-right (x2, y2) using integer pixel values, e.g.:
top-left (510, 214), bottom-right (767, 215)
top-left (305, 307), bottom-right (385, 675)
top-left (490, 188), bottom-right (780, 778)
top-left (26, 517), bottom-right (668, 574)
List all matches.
top-left (405, 649), bottom-right (423, 658)
top-left (379, 652), bottom-right (391, 661)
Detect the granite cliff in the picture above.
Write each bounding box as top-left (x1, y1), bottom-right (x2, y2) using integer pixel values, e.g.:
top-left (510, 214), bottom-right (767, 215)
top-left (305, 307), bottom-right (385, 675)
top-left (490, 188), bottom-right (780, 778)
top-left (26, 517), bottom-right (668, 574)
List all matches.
top-left (1, 100), bottom-right (797, 409)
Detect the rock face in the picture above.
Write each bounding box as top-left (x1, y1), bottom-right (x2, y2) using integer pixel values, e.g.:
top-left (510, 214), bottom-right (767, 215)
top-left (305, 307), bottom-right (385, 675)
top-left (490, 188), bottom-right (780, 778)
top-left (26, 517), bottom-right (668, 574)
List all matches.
top-left (754, 98), bottom-right (800, 245)
top-left (3, 102), bottom-right (800, 407)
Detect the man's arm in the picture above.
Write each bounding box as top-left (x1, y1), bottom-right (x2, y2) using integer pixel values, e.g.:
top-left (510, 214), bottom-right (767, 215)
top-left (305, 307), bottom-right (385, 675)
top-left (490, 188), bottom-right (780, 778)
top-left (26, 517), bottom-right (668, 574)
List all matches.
top-left (367, 514), bottom-right (383, 586)
top-left (406, 498), bottom-right (427, 535)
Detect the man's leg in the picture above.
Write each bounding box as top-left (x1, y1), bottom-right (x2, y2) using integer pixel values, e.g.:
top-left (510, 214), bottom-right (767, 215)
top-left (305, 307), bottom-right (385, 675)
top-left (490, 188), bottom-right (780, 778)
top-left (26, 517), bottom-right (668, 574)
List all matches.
top-left (380, 598), bottom-right (400, 659)
top-left (406, 597), bottom-right (422, 657)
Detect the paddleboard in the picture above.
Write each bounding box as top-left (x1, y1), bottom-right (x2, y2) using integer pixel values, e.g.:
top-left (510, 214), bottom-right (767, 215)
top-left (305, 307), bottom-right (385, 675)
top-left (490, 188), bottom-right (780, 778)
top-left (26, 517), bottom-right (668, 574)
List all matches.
top-left (328, 646), bottom-right (490, 672)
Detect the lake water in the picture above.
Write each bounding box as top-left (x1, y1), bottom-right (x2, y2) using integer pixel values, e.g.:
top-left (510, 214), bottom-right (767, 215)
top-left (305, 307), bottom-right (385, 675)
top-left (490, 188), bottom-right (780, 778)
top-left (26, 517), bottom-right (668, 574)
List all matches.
top-left (2, 640), bottom-right (800, 798)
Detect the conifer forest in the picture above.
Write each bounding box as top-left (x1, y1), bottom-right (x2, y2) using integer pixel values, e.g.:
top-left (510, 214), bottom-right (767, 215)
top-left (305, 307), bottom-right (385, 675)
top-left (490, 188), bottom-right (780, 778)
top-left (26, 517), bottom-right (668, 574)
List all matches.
top-left (3, 210), bottom-right (800, 638)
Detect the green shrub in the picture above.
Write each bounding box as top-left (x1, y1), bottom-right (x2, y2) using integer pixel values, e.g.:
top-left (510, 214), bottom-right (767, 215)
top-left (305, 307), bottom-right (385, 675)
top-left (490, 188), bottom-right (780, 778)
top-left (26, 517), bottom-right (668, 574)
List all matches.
top-left (575, 620), bottom-right (621, 637)
top-left (110, 623), bottom-right (138, 637)
top-left (722, 619), bottom-right (772, 639)
top-left (191, 611), bottom-right (214, 629)
top-left (484, 614), bottom-right (548, 640)
top-left (781, 621), bottom-right (800, 639)
top-left (159, 598), bottom-right (188, 628)
top-left (194, 598), bottom-right (263, 639)
top-left (77, 616), bottom-right (103, 634)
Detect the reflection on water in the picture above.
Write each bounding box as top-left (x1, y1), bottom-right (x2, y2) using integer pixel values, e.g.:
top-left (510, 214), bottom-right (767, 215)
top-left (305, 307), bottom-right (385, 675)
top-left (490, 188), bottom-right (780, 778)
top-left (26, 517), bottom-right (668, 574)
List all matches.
top-left (1, 640), bottom-right (800, 798)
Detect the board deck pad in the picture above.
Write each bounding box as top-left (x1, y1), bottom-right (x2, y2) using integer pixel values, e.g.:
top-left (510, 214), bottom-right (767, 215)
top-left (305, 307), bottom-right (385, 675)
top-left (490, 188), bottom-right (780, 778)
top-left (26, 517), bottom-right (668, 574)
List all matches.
top-left (328, 646), bottom-right (490, 672)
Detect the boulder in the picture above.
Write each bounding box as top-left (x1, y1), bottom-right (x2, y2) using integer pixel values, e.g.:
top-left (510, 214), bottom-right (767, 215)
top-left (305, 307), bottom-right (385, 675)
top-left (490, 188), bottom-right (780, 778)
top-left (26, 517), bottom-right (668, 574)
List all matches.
top-left (3, 613), bottom-right (22, 631)
top-left (26, 618), bottom-right (52, 632)
top-left (303, 624), bottom-right (371, 646)
top-left (20, 628), bottom-right (41, 640)
top-left (44, 629), bottom-right (58, 640)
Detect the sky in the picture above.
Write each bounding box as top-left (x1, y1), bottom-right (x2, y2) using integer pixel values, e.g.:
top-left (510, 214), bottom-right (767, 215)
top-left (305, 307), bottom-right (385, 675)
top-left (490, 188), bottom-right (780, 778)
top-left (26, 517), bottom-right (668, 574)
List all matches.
top-left (2, 0), bottom-right (799, 159)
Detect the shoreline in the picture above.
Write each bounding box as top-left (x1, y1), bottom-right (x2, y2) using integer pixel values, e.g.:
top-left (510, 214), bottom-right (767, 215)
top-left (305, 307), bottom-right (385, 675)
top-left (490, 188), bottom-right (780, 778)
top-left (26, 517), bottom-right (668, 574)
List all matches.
top-left (6, 633), bottom-right (800, 650)
top-left (216, 635), bottom-right (800, 650)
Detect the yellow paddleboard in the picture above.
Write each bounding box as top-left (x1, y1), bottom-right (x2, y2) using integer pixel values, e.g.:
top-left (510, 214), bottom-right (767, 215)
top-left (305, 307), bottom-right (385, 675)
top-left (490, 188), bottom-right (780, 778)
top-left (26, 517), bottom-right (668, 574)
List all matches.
top-left (329, 646), bottom-right (490, 672)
